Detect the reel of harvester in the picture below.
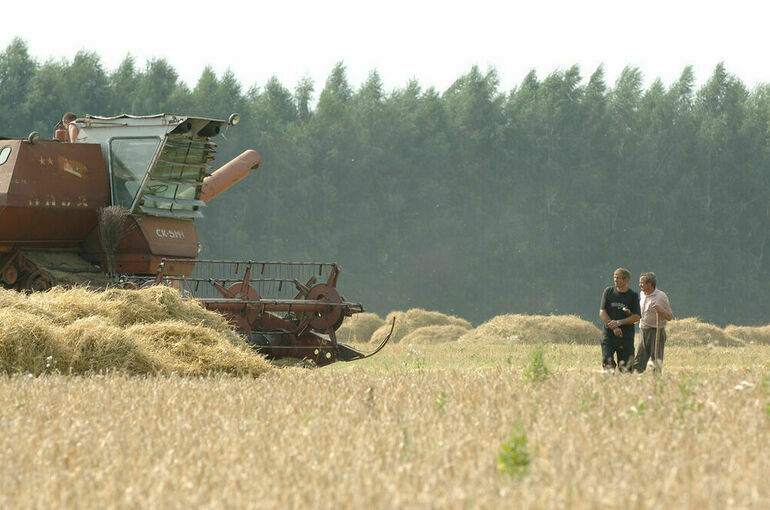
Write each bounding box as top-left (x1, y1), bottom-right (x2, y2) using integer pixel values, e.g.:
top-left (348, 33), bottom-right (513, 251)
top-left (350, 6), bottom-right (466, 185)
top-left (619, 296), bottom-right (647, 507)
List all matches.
top-left (153, 259), bottom-right (392, 366)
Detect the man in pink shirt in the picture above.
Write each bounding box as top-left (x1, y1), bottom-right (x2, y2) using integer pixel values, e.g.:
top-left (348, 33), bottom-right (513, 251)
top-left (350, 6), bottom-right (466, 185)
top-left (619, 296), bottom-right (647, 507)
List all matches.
top-left (632, 272), bottom-right (673, 373)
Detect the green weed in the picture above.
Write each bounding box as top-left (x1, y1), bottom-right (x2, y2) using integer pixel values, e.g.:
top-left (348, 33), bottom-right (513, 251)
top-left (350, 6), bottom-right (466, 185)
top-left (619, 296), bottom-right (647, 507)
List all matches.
top-left (579, 391), bottom-right (598, 412)
top-left (676, 374), bottom-right (702, 420)
top-left (401, 429), bottom-right (411, 461)
top-left (435, 390), bottom-right (448, 413)
top-left (402, 344), bottom-right (425, 370)
top-left (523, 348), bottom-right (550, 383)
top-left (497, 422), bottom-right (532, 477)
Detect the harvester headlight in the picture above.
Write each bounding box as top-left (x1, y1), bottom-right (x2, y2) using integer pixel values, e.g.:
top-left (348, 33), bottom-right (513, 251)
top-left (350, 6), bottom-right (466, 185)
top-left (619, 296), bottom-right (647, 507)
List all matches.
top-left (27, 131), bottom-right (40, 144)
top-left (228, 113), bottom-right (241, 126)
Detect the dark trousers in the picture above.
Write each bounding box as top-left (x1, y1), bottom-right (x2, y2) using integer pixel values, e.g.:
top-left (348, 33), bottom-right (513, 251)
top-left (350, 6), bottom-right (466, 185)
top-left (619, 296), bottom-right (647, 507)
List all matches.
top-left (601, 333), bottom-right (634, 372)
top-left (633, 327), bottom-right (667, 373)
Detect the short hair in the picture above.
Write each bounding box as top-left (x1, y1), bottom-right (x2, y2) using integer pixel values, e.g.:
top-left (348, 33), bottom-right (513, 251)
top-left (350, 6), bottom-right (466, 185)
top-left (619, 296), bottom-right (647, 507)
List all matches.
top-left (640, 272), bottom-right (657, 288)
top-left (614, 268), bottom-right (630, 280)
top-left (62, 112), bottom-right (77, 122)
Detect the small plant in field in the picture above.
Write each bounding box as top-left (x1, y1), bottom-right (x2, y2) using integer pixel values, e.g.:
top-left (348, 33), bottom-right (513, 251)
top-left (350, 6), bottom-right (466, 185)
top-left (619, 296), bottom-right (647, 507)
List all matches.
top-left (497, 423), bottom-right (532, 477)
top-left (435, 390), bottom-right (448, 413)
top-left (676, 374), bottom-right (702, 420)
top-left (630, 399), bottom-right (648, 415)
top-left (364, 386), bottom-right (375, 411)
top-left (765, 402), bottom-right (770, 419)
top-left (523, 348), bottom-right (549, 383)
top-left (402, 344), bottom-right (425, 369)
top-left (299, 410), bottom-right (315, 424)
top-left (400, 429), bottom-right (411, 460)
top-left (579, 391), bottom-right (598, 411)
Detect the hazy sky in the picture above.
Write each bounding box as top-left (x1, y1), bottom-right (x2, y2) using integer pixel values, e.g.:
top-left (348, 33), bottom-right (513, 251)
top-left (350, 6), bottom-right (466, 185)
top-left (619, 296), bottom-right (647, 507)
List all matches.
top-left (3, 0), bottom-right (768, 95)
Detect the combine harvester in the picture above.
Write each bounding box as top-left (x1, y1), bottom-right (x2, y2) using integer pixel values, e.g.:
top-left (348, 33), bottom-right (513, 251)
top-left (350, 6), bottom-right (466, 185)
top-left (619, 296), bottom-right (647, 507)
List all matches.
top-left (0, 113), bottom-right (390, 365)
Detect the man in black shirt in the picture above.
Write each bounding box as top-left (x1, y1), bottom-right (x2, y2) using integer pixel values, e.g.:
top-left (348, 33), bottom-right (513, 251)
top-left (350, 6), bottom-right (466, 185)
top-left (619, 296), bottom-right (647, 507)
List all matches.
top-left (599, 268), bottom-right (641, 371)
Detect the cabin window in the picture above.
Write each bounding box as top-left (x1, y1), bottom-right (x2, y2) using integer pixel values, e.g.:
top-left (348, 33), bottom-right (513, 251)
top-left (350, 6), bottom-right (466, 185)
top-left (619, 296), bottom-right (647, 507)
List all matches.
top-left (109, 137), bottom-right (161, 209)
top-left (0, 146), bottom-right (10, 165)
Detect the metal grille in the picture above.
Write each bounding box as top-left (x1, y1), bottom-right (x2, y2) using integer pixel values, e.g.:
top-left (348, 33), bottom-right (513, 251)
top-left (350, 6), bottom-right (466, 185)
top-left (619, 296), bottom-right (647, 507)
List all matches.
top-left (160, 259), bottom-right (339, 301)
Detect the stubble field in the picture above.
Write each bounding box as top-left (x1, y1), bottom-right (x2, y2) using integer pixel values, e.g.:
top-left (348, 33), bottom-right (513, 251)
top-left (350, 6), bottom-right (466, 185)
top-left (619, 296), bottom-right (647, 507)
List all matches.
top-left (1, 341), bottom-right (768, 510)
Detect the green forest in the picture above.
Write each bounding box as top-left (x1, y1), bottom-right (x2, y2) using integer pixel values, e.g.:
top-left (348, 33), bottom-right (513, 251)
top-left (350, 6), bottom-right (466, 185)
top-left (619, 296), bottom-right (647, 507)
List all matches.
top-left (2, 38), bottom-right (769, 327)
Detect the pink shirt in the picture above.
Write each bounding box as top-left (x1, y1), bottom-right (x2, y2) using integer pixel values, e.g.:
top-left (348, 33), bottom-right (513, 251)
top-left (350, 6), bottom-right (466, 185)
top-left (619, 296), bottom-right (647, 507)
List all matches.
top-left (640, 288), bottom-right (672, 329)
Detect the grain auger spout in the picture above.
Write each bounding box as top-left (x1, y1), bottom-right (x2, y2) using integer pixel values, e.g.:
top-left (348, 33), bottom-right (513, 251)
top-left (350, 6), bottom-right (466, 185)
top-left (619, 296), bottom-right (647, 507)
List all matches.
top-left (155, 259), bottom-right (394, 366)
top-left (199, 150), bottom-right (261, 202)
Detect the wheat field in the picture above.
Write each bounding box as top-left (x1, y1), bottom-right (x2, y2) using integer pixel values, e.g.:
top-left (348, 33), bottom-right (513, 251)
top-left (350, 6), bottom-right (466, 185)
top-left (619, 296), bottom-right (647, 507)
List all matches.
top-left (1, 340), bottom-right (768, 509)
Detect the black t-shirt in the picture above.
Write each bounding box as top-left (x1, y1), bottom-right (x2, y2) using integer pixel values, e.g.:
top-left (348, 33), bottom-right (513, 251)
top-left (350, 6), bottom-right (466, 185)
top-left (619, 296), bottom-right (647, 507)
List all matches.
top-left (600, 286), bottom-right (641, 337)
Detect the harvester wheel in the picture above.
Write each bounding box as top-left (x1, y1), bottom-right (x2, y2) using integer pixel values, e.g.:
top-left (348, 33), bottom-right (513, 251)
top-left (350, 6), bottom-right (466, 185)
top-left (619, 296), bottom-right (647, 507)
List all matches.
top-left (1, 264), bottom-right (19, 286)
top-left (22, 269), bottom-right (55, 291)
top-left (305, 284), bottom-right (344, 331)
top-left (225, 282), bottom-right (260, 326)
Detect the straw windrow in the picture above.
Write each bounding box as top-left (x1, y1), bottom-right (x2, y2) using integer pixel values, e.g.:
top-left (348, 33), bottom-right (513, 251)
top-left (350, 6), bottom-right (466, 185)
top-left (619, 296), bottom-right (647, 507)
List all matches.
top-left (335, 312), bottom-right (385, 344)
top-left (458, 314), bottom-right (600, 345)
top-left (724, 324), bottom-right (770, 345)
top-left (401, 324), bottom-right (471, 344)
top-left (369, 308), bottom-right (472, 344)
top-left (666, 318), bottom-right (744, 346)
top-left (0, 287), bottom-right (271, 377)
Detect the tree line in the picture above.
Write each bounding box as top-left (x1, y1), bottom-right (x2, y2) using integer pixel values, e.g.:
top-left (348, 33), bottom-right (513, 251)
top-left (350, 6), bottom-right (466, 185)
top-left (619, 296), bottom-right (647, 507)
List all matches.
top-left (2, 37), bottom-right (769, 326)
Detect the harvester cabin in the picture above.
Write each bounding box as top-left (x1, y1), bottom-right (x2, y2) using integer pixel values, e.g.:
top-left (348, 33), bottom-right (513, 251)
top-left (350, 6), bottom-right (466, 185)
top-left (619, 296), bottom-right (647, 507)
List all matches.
top-left (75, 114), bottom-right (232, 219)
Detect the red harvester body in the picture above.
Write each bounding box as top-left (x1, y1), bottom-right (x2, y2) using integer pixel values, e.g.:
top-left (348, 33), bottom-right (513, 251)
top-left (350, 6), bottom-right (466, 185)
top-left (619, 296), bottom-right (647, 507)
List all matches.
top-left (0, 114), bottom-right (390, 365)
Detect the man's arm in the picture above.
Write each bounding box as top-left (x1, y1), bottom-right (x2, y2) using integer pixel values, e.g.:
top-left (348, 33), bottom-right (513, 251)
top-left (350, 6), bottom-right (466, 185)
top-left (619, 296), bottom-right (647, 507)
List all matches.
top-left (599, 287), bottom-right (612, 326)
top-left (600, 309), bottom-right (623, 336)
top-left (652, 294), bottom-right (673, 321)
top-left (623, 313), bottom-right (641, 325)
top-left (68, 123), bottom-right (79, 143)
top-left (599, 309), bottom-right (612, 327)
top-left (599, 287), bottom-right (623, 335)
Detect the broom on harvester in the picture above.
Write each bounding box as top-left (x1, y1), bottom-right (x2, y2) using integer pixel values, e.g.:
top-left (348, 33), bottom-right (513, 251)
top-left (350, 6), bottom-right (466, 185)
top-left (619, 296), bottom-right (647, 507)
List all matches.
top-left (99, 205), bottom-right (131, 277)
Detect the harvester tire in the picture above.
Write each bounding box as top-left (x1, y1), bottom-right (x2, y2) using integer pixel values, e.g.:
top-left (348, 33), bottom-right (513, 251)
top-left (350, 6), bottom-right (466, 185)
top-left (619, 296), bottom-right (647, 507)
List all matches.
top-left (22, 269), bottom-right (55, 291)
top-left (1, 263), bottom-right (19, 286)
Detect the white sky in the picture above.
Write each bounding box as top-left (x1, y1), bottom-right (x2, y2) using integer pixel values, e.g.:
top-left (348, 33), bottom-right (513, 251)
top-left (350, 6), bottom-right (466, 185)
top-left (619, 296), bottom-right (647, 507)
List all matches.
top-left (3, 0), bottom-right (769, 96)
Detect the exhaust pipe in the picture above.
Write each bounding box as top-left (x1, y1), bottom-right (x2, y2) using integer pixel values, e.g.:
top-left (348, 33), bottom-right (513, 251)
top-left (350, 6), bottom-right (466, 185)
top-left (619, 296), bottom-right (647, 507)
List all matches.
top-left (200, 149), bottom-right (261, 202)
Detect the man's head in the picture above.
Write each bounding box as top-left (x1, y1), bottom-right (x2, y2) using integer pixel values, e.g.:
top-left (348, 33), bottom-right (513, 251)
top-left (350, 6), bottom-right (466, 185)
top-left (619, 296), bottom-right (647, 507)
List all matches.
top-left (62, 112), bottom-right (77, 124)
top-left (613, 268), bottom-right (630, 290)
top-left (639, 272), bottom-right (656, 295)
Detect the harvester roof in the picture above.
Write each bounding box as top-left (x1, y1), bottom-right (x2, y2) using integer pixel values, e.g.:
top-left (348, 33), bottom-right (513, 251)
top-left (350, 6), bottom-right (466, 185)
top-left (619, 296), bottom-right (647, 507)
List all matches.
top-left (77, 113), bottom-right (234, 141)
